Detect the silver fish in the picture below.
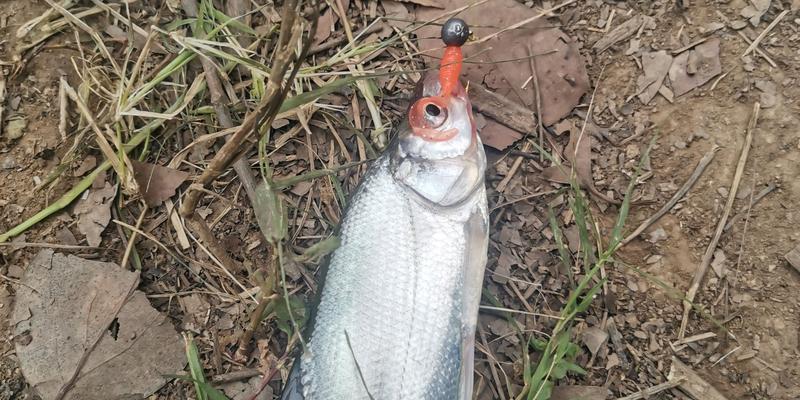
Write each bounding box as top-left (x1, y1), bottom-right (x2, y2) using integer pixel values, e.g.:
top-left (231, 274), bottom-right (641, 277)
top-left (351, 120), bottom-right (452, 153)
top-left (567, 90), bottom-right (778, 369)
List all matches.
top-left (281, 56), bottom-right (487, 400)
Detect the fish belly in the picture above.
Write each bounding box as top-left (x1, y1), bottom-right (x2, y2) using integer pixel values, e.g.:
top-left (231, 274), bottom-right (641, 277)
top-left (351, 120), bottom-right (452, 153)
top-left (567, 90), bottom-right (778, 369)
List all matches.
top-left (300, 158), bottom-right (484, 400)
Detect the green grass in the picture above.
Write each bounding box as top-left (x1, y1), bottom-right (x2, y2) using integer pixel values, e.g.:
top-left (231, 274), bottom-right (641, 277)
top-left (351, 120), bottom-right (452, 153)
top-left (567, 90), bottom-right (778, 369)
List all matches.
top-left (514, 139), bottom-right (652, 400)
top-left (181, 333), bottom-right (231, 400)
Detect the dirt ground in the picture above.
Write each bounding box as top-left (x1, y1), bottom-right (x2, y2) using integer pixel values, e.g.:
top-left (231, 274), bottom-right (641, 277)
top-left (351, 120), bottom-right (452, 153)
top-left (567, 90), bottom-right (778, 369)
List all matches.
top-left (1, 0), bottom-right (799, 400)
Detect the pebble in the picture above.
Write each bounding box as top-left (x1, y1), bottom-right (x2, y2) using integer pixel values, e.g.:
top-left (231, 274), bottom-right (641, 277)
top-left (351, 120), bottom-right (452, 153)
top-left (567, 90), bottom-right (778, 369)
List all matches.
top-left (717, 186), bottom-right (729, 197)
top-left (648, 227), bottom-right (668, 243)
top-left (646, 255), bottom-right (662, 264)
top-left (625, 144), bottom-right (640, 159)
top-left (1, 156), bottom-right (16, 170)
top-left (658, 182), bottom-right (679, 192)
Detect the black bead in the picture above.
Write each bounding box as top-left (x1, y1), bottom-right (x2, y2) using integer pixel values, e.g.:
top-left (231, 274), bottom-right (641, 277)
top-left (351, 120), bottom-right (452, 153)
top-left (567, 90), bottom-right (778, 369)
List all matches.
top-left (441, 18), bottom-right (469, 47)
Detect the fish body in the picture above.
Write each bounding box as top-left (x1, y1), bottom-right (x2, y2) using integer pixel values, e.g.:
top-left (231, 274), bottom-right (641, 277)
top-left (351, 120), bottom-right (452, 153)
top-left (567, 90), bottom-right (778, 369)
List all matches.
top-left (283, 22), bottom-right (487, 399)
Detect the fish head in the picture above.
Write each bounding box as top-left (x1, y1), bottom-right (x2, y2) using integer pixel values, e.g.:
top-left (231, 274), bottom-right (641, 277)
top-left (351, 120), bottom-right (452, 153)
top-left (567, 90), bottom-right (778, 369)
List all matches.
top-left (391, 72), bottom-right (486, 207)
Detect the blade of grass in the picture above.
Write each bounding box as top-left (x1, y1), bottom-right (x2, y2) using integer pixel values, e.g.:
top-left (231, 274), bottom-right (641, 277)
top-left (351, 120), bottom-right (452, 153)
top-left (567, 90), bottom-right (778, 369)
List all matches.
top-left (184, 333), bottom-right (208, 400)
top-left (0, 94), bottom-right (185, 243)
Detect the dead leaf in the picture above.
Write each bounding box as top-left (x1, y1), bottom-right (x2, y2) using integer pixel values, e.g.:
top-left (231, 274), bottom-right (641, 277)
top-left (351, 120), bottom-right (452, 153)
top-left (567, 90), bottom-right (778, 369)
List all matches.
top-left (130, 160), bottom-right (190, 208)
top-left (382, 0), bottom-right (412, 29)
top-left (12, 250), bottom-right (185, 400)
top-left (550, 385), bottom-right (606, 400)
top-left (564, 125), bottom-right (592, 189)
top-left (542, 165), bottom-right (570, 184)
top-left (221, 376), bottom-right (272, 400)
top-left (313, 8), bottom-right (335, 45)
top-left (74, 182), bottom-right (117, 247)
top-left (668, 37), bottom-right (722, 97)
top-left (396, 0), bottom-right (443, 7)
top-left (551, 119), bottom-right (574, 136)
top-left (581, 327), bottom-right (609, 356)
top-left (637, 51), bottom-right (673, 104)
top-left (416, 0), bottom-right (589, 145)
top-left (564, 225), bottom-right (581, 254)
top-left (55, 228), bottom-right (78, 246)
top-left (478, 120), bottom-right (523, 150)
top-left (74, 156), bottom-right (97, 177)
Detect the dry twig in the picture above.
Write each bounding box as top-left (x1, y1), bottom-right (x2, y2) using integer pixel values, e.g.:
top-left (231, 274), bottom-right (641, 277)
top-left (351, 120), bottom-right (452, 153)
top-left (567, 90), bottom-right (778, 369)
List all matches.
top-left (742, 10), bottom-right (789, 57)
top-left (179, 0), bottom-right (318, 268)
top-left (678, 103), bottom-right (760, 340)
top-left (621, 144), bottom-right (720, 247)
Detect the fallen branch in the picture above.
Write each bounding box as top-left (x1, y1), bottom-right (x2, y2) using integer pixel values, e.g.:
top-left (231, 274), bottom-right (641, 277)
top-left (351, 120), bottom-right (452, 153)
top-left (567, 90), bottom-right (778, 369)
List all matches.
top-left (616, 378), bottom-right (685, 400)
top-left (743, 10), bottom-right (789, 57)
top-left (179, 0), bottom-right (318, 221)
top-left (621, 144), bottom-right (720, 247)
top-left (722, 182), bottom-right (775, 233)
top-left (679, 103), bottom-right (759, 340)
top-left (181, 0), bottom-right (262, 271)
top-left (668, 357), bottom-right (730, 400)
top-left (468, 83), bottom-right (536, 136)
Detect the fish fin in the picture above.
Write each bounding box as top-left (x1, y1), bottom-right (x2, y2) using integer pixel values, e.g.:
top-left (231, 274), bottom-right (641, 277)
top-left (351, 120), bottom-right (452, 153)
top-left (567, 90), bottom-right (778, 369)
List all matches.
top-left (279, 359), bottom-right (305, 400)
top-left (459, 198), bottom-right (489, 400)
top-left (458, 328), bottom-right (477, 400)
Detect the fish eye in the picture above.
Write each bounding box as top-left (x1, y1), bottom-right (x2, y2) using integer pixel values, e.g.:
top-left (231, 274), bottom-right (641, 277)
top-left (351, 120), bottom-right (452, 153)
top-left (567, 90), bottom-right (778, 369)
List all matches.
top-left (425, 103), bottom-right (441, 117)
top-left (422, 100), bottom-right (447, 128)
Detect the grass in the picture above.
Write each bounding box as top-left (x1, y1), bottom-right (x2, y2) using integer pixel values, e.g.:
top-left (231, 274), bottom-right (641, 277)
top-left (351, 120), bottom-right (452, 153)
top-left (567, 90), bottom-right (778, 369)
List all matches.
top-left (182, 333), bottom-right (231, 400)
top-left (3, 2), bottom-right (728, 400)
top-left (512, 139), bottom-right (651, 400)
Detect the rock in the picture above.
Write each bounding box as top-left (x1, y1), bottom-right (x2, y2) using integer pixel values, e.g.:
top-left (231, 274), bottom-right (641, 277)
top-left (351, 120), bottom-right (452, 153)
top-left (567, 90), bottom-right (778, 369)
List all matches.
top-left (1, 156), bottom-right (16, 170)
top-left (625, 144), bottom-right (640, 159)
top-left (755, 79), bottom-right (778, 108)
top-left (729, 19), bottom-right (748, 30)
top-left (648, 227), bottom-right (668, 243)
top-left (4, 117), bottom-right (27, 140)
top-left (658, 182), bottom-right (679, 192)
top-left (646, 255), bottom-right (663, 264)
top-left (784, 244), bottom-right (800, 274)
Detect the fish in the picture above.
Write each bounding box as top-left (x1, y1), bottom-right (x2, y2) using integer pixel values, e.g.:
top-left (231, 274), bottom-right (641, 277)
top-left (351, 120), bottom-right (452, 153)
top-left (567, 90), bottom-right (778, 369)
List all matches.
top-left (281, 18), bottom-right (488, 400)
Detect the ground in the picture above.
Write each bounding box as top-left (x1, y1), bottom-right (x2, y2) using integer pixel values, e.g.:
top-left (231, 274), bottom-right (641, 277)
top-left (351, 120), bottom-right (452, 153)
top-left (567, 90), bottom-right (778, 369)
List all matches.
top-left (1, 0), bottom-right (799, 400)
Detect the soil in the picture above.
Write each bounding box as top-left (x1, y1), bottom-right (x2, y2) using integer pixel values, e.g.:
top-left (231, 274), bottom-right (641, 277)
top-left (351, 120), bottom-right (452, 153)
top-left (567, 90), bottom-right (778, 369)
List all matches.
top-left (1, 1), bottom-right (799, 400)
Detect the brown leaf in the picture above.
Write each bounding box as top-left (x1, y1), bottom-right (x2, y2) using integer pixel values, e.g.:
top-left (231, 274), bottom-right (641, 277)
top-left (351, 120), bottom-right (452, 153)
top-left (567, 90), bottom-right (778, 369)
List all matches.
top-left (478, 120), bottom-right (523, 150)
top-left (74, 182), bottom-right (117, 247)
top-left (131, 160), bottom-right (190, 208)
top-left (564, 125), bottom-right (592, 187)
top-left (668, 37), bottom-right (722, 97)
top-left (11, 250), bottom-right (185, 400)
top-left (637, 51), bottom-right (673, 104)
top-left (416, 0), bottom-right (589, 146)
top-left (542, 165), bottom-right (570, 184)
top-left (397, 0), bottom-right (443, 7)
top-left (73, 156), bottom-right (97, 177)
top-left (313, 8), bottom-right (335, 46)
top-left (55, 228), bottom-right (78, 246)
top-left (551, 119), bottom-right (575, 136)
top-left (581, 326), bottom-right (609, 356)
top-left (382, 0), bottom-right (412, 29)
top-left (551, 385), bottom-right (606, 400)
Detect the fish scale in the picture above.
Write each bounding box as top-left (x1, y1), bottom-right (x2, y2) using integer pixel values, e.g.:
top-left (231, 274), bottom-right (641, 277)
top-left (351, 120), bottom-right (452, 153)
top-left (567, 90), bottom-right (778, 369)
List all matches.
top-left (299, 156), bottom-right (486, 400)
